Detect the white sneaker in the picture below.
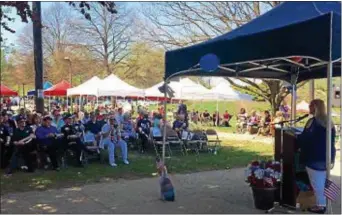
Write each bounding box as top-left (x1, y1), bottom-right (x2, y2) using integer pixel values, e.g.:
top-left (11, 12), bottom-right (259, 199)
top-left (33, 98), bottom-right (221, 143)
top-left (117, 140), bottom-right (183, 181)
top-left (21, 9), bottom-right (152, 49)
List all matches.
top-left (123, 160), bottom-right (129, 165)
top-left (110, 163), bottom-right (117, 167)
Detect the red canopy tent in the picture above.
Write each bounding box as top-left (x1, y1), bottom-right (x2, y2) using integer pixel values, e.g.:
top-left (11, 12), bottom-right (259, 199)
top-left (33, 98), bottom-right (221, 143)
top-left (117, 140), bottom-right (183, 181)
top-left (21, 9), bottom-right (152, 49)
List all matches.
top-left (0, 85), bottom-right (18, 96)
top-left (44, 80), bottom-right (71, 96)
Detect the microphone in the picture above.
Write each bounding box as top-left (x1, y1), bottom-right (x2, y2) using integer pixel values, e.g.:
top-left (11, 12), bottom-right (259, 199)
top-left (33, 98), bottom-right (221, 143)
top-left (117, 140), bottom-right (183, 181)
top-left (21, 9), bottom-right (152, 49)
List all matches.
top-left (295, 114), bottom-right (309, 122)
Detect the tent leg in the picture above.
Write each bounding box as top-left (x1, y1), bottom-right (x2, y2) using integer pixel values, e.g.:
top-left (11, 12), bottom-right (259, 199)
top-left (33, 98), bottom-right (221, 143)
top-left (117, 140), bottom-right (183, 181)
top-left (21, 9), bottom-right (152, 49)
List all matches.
top-left (290, 74), bottom-right (297, 127)
top-left (216, 100), bottom-right (219, 127)
top-left (326, 61), bottom-right (333, 214)
top-left (162, 84), bottom-right (168, 163)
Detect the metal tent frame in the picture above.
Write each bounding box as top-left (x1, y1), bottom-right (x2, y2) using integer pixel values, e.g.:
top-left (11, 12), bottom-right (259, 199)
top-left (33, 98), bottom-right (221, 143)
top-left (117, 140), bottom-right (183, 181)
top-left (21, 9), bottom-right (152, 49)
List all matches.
top-left (161, 9), bottom-right (341, 214)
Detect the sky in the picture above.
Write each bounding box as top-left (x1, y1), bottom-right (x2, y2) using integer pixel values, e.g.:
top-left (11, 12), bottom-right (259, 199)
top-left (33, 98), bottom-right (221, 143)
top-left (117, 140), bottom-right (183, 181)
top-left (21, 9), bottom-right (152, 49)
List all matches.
top-left (2, 2), bottom-right (139, 46)
top-left (2, 2), bottom-right (51, 46)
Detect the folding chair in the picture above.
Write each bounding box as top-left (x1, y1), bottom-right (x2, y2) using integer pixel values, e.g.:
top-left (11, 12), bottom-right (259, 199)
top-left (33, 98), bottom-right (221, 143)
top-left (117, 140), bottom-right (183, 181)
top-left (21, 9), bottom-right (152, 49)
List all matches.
top-left (181, 130), bottom-right (200, 155)
top-left (153, 130), bottom-right (172, 158)
top-left (205, 129), bottom-right (222, 154)
top-left (191, 129), bottom-right (208, 152)
top-left (166, 128), bottom-right (186, 156)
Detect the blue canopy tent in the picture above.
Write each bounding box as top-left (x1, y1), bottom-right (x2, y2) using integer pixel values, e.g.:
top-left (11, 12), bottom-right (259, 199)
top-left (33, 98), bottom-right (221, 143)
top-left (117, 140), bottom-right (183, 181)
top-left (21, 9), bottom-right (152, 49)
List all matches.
top-left (27, 81), bottom-right (53, 96)
top-left (162, 2), bottom-right (341, 212)
top-left (164, 2), bottom-right (341, 83)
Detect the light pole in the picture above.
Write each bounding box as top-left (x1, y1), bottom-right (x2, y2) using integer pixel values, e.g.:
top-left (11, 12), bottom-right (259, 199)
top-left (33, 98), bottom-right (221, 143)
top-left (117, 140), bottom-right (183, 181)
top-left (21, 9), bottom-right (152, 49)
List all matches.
top-left (64, 57), bottom-right (72, 86)
top-left (64, 57), bottom-right (73, 112)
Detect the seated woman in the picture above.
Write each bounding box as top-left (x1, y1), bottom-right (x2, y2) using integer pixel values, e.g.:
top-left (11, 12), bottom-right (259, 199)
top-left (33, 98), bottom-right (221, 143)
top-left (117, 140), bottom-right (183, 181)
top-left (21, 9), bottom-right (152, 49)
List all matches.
top-left (256, 110), bottom-right (271, 136)
top-left (151, 113), bottom-right (163, 141)
top-left (212, 111), bottom-right (220, 126)
top-left (236, 108), bottom-right (248, 133)
top-left (221, 110), bottom-right (231, 127)
top-left (297, 99), bottom-right (336, 214)
top-left (247, 110), bottom-right (259, 134)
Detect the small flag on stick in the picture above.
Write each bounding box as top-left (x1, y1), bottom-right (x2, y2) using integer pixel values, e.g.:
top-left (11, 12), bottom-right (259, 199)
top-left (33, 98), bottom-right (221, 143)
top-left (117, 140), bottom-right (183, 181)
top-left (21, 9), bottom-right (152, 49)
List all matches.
top-left (324, 179), bottom-right (340, 201)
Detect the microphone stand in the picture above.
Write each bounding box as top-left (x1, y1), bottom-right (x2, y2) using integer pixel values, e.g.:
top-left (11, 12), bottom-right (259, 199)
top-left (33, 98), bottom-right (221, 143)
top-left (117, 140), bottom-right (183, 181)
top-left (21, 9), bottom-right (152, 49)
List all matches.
top-left (266, 115), bottom-right (309, 214)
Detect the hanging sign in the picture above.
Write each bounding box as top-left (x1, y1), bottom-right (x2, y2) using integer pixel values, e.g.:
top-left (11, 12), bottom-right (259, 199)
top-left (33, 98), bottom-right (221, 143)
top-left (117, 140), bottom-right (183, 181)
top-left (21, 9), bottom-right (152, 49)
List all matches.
top-left (37, 89), bottom-right (44, 99)
top-left (200, 53), bottom-right (220, 72)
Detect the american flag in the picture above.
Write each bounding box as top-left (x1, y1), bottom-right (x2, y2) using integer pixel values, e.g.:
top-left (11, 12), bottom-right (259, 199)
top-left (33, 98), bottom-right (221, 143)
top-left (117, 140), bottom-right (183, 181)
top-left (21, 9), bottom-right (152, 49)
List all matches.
top-left (324, 179), bottom-right (340, 201)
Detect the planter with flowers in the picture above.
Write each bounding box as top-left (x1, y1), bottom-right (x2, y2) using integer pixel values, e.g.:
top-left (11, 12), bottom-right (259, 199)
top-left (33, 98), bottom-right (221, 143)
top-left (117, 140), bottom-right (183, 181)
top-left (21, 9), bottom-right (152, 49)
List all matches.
top-left (245, 160), bottom-right (281, 210)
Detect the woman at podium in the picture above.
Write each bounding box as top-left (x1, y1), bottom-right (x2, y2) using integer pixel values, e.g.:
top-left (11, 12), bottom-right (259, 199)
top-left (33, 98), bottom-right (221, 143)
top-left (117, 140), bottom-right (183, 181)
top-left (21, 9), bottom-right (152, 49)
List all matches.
top-left (297, 99), bottom-right (336, 214)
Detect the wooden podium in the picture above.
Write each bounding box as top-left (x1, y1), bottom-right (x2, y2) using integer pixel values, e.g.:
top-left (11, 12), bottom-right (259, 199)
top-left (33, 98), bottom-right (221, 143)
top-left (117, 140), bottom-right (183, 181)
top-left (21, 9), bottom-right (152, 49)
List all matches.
top-left (274, 127), bottom-right (304, 207)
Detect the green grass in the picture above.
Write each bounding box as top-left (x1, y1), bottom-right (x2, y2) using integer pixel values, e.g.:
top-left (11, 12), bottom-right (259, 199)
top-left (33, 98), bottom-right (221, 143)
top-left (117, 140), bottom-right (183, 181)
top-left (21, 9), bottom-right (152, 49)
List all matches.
top-left (0, 140), bottom-right (272, 195)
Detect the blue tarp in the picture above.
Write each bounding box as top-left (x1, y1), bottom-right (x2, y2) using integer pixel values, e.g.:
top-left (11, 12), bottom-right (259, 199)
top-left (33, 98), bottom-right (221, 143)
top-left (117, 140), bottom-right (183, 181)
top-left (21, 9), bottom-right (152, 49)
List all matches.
top-left (165, 2), bottom-right (341, 82)
top-left (27, 81), bottom-right (53, 96)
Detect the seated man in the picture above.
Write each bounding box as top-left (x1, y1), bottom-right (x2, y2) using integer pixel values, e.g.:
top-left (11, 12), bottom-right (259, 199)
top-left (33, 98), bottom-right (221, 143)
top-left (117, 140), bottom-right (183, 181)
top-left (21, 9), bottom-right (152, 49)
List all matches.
top-left (85, 113), bottom-right (102, 144)
top-left (136, 113), bottom-right (152, 153)
top-left (61, 113), bottom-right (95, 167)
top-left (5, 115), bottom-right (36, 175)
top-left (35, 115), bottom-right (61, 171)
top-left (201, 110), bottom-right (210, 124)
top-left (100, 116), bottom-right (129, 167)
top-left (172, 115), bottom-right (187, 138)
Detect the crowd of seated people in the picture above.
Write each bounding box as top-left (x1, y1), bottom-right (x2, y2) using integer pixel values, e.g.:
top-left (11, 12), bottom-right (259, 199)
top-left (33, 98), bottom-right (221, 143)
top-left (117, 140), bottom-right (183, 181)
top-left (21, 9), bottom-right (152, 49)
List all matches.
top-left (0, 106), bottom-right (143, 175)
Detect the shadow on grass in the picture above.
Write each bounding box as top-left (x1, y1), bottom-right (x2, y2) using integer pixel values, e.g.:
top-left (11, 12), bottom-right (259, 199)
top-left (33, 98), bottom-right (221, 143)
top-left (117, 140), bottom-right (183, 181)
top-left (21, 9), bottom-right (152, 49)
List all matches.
top-left (0, 141), bottom-right (272, 195)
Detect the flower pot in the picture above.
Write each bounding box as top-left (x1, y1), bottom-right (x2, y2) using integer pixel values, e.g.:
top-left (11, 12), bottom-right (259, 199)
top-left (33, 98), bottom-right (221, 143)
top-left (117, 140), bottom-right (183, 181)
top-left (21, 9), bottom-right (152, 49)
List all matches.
top-left (251, 186), bottom-right (279, 210)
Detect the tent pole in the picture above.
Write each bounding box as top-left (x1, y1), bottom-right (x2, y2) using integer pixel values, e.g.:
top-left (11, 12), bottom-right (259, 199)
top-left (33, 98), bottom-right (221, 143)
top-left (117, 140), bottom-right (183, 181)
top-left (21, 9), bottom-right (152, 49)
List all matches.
top-left (216, 99), bottom-right (218, 127)
top-left (325, 12), bottom-right (333, 214)
top-left (162, 82), bottom-right (168, 163)
top-left (326, 60), bottom-right (333, 214)
top-left (290, 74), bottom-right (297, 126)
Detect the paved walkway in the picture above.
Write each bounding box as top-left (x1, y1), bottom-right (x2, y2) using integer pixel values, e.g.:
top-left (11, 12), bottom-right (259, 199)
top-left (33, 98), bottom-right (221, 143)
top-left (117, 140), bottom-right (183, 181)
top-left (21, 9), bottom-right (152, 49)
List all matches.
top-left (1, 164), bottom-right (341, 214)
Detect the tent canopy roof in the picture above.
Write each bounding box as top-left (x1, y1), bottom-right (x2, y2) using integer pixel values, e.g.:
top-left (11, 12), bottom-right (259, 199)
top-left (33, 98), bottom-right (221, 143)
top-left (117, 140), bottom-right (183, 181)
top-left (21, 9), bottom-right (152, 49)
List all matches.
top-left (67, 76), bottom-right (102, 96)
top-left (0, 85), bottom-right (18, 96)
top-left (98, 74), bottom-right (145, 97)
top-left (165, 1), bottom-right (341, 83)
top-left (27, 81), bottom-right (53, 96)
top-left (45, 80), bottom-right (71, 96)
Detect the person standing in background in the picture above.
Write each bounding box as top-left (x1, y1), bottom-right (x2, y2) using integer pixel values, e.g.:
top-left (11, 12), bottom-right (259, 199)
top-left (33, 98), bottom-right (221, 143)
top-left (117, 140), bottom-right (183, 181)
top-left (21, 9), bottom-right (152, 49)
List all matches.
top-left (279, 100), bottom-right (290, 120)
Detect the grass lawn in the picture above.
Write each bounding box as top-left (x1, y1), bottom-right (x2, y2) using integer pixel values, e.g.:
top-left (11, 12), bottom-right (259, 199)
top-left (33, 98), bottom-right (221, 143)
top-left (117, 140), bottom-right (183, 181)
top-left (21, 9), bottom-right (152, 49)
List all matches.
top-left (0, 140), bottom-right (273, 195)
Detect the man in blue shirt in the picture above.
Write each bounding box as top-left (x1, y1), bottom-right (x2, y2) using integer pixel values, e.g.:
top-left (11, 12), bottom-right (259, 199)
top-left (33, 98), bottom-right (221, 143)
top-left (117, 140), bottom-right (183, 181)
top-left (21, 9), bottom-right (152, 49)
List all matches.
top-left (85, 113), bottom-right (102, 142)
top-left (100, 116), bottom-right (129, 167)
top-left (35, 115), bottom-right (60, 171)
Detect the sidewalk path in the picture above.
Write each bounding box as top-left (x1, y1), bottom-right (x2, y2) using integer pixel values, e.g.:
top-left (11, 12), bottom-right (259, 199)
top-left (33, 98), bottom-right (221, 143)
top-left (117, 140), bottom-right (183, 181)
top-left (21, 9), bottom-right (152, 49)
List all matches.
top-left (1, 165), bottom-right (341, 214)
top-left (217, 132), bottom-right (273, 144)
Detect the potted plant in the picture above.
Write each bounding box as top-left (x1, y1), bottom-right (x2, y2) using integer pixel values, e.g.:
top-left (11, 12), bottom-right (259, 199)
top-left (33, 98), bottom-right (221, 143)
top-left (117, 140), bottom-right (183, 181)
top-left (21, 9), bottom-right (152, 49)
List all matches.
top-left (245, 160), bottom-right (281, 210)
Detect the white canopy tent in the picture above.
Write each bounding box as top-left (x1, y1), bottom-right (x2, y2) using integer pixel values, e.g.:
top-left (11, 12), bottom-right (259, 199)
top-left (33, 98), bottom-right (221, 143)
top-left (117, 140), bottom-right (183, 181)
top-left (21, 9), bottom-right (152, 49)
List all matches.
top-left (296, 100), bottom-right (309, 112)
top-left (67, 76), bottom-right (102, 96)
top-left (98, 74), bottom-right (145, 97)
top-left (170, 78), bottom-right (213, 100)
top-left (209, 78), bottom-right (253, 101)
top-left (144, 82), bottom-right (165, 99)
